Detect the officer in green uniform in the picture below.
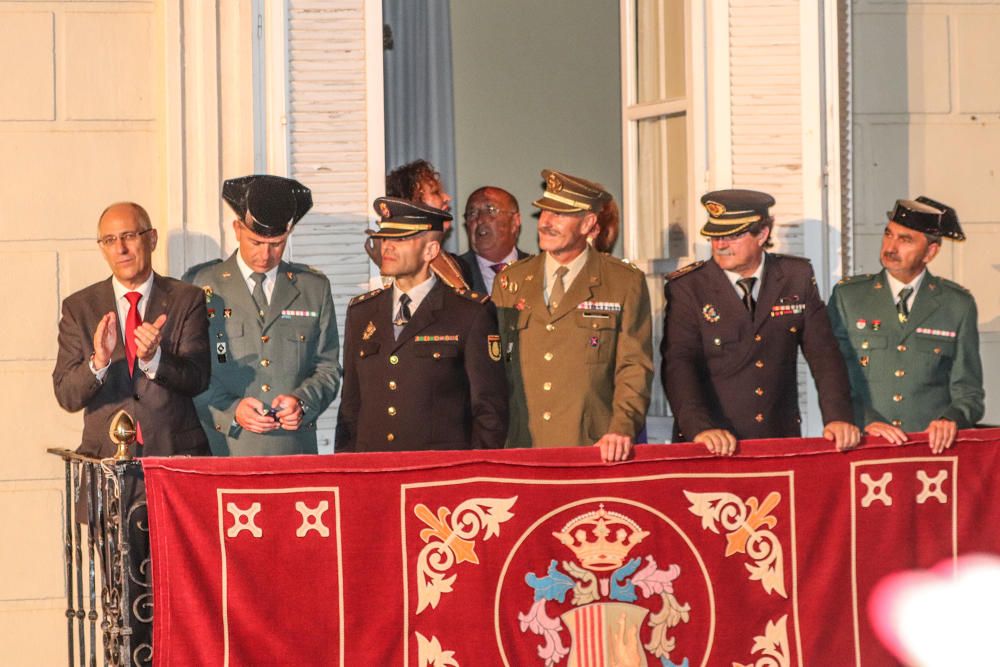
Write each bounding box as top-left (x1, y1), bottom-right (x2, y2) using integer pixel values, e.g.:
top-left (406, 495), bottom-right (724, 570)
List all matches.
top-left (828, 197), bottom-right (984, 453)
top-left (492, 170), bottom-right (653, 462)
top-left (183, 175), bottom-right (341, 456)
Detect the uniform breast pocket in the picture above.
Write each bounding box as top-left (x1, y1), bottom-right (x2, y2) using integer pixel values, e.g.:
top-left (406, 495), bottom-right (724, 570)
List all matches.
top-left (914, 335), bottom-right (956, 373)
top-left (701, 326), bottom-right (739, 358)
top-left (576, 312), bottom-right (618, 364)
top-left (849, 334), bottom-right (886, 375)
top-left (283, 324), bottom-right (318, 371)
top-left (414, 343), bottom-right (461, 363)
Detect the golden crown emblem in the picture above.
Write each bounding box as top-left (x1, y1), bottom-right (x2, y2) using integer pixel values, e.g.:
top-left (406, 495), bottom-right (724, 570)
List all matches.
top-left (553, 504), bottom-right (650, 572)
top-left (546, 172), bottom-right (564, 193)
top-left (379, 202), bottom-right (391, 218)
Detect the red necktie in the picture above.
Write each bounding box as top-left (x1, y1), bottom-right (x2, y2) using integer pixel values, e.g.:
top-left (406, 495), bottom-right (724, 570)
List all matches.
top-left (124, 292), bottom-right (142, 375)
top-left (124, 292), bottom-right (144, 445)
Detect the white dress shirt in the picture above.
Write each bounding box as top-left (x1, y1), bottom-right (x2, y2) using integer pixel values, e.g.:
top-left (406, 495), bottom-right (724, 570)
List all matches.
top-left (723, 254), bottom-right (766, 302)
top-left (885, 269), bottom-right (926, 313)
top-left (92, 272), bottom-right (161, 380)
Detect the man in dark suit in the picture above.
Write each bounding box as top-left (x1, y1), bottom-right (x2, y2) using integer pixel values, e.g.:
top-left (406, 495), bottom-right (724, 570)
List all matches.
top-left (336, 197), bottom-right (508, 452)
top-left (183, 175), bottom-right (341, 456)
top-left (458, 186), bottom-right (530, 294)
top-left (53, 201), bottom-right (210, 458)
top-left (662, 189), bottom-right (859, 455)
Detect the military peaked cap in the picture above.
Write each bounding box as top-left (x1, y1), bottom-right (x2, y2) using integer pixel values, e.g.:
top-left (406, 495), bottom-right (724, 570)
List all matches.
top-left (533, 169), bottom-right (612, 214)
top-left (369, 197), bottom-right (452, 239)
top-left (700, 189), bottom-right (775, 237)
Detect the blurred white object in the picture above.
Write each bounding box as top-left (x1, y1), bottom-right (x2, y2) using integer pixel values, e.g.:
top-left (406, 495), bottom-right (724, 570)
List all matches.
top-left (869, 553), bottom-right (1000, 666)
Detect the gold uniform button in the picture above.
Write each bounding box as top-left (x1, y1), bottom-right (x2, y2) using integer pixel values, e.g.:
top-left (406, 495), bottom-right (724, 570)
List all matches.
top-left (543, 382), bottom-right (552, 391)
top-left (713, 338), bottom-right (722, 346)
top-left (215, 424), bottom-right (222, 432)
top-left (433, 352), bottom-right (442, 359)
top-left (387, 406), bottom-right (397, 416)
top-left (261, 335), bottom-right (270, 343)
top-left (386, 433), bottom-right (395, 442)
top-left (893, 394), bottom-right (903, 403)
top-left (260, 359), bottom-right (270, 367)
top-left (755, 360), bottom-right (765, 369)
top-left (894, 369), bottom-right (906, 378)
top-left (388, 381), bottom-right (397, 390)
top-left (754, 334), bottom-right (762, 342)
top-left (861, 340), bottom-right (870, 350)
top-left (892, 419), bottom-right (903, 427)
top-left (261, 384), bottom-right (271, 392)
top-left (933, 347), bottom-right (942, 355)
top-left (546, 324), bottom-right (555, 331)
top-left (544, 352), bottom-right (553, 361)
top-left (298, 335), bottom-right (306, 342)
top-left (543, 411), bottom-right (552, 421)
top-left (359, 351), bottom-right (366, 358)
top-left (217, 332), bottom-right (224, 339)
top-left (897, 344), bottom-right (907, 352)
top-left (755, 413), bottom-right (764, 423)
top-left (755, 387), bottom-right (764, 396)
top-left (389, 354), bottom-right (399, 365)
top-left (789, 326), bottom-right (798, 334)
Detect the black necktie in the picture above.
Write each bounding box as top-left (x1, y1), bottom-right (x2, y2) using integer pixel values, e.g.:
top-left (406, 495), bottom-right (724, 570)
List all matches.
top-left (737, 277), bottom-right (757, 315)
top-left (897, 286), bottom-right (914, 323)
top-left (394, 293), bottom-right (412, 327)
top-left (250, 272), bottom-right (268, 322)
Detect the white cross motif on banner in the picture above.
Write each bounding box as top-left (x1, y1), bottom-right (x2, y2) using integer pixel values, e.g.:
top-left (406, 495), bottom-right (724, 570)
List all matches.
top-left (296, 500), bottom-right (330, 538)
top-left (916, 469), bottom-right (949, 504)
top-left (226, 502), bottom-right (263, 538)
top-left (860, 472), bottom-right (893, 508)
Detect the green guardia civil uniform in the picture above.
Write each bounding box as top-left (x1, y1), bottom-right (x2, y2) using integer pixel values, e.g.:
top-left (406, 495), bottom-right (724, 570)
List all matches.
top-left (184, 254), bottom-right (341, 455)
top-left (828, 269), bottom-right (984, 431)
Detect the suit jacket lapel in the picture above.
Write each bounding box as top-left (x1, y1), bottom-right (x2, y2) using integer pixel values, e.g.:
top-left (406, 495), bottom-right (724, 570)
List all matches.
top-left (549, 249), bottom-right (600, 323)
top-left (262, 262), bottom-right (302, 333)
top-left (901, 270), bottom-right (943, 338)
top-left (705, 260), bottom-right (748, 321)
top-left (218, 253), bottom-right (262, 332)
top-left (146, 274), bottom-right (170, 325)
top-left (753, 255), bottom-right (785, 330)
top-left (393, 280), bottom-right (444, 351)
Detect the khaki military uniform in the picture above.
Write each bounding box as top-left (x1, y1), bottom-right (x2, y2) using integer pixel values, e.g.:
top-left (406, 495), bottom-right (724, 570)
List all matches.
top-left (183, 253), bottom-right (341, 456)
top-left (493, 249), bottom-right (653, 448)
top-left (828, 269), bottom-right (984, 430)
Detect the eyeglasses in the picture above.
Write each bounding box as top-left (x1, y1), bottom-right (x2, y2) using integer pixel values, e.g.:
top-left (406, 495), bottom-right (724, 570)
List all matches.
top-left (97, 229), bottom-right (154, 247)
top-left (711, 230), bottom-right (751, 242)
top-left (465, 204), bottom-right (514, 221)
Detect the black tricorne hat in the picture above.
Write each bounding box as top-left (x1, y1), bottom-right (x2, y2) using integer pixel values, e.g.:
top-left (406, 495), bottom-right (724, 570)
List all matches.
top-left (700, 189), bottom-right (775, 237)
top-left (885, 199), bottom-right (953, 239)
top-left (223, 175), bottom-right (312, 237)
top-left (369, 197), bottom-right (452, 239)
top-left (914, 196), bottom-right (965, 241)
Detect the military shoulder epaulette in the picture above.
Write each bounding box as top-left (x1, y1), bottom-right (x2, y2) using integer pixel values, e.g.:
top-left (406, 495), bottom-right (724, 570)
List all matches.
top-left (502, 255), bottom-right (533, 272)
top-left (181, 258), bottom-right (223, 283)
top-left (286, 261), bottom-right (324, 276)
top-left (453, 287), bottom-right (491, 304)
top-left (937, 277), bottom-right (971, 294)
top-left (667, 260), bottom-right (705, 281)
top-left (770, 253), bottom-right (812, 264)
top-left (835, 273), bottom-right (876, 286)
top-left (349, 288), bottom-right (383, 306)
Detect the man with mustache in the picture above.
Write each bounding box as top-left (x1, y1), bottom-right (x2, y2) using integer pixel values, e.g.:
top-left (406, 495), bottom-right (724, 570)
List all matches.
top-left (336, 197), bottom-right (508, 452)
top-left (492, 170), bottom-right (653, 462)
top-left (662, 189), bottom-right (858, 455)
top-left (828, 197), bottom-right (983, 453)
top-left (458, 186), bottom-right (531, 294)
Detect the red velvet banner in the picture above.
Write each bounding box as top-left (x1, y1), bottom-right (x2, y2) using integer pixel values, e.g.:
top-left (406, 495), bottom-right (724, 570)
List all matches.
top-left (144, 429), bottom-right (1000, 666)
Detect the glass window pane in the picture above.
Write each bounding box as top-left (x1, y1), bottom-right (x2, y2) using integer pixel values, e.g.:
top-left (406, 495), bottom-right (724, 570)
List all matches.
top-left (635, 113), bottom-right (688, 261)
top-left (636, 0), bottom-right (686, 103)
